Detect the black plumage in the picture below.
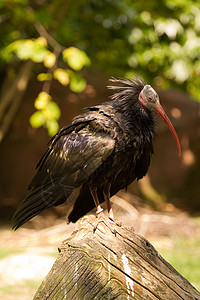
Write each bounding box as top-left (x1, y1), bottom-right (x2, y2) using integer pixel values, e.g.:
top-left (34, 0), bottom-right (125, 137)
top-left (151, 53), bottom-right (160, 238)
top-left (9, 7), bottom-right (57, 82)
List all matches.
top-left (12, 76), bottom-right (180, 230)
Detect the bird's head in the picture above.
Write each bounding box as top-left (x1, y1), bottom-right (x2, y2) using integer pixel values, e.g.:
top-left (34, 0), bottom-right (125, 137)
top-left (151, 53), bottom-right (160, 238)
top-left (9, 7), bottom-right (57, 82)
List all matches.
top-left (139, 85), bottom-right (181, 157)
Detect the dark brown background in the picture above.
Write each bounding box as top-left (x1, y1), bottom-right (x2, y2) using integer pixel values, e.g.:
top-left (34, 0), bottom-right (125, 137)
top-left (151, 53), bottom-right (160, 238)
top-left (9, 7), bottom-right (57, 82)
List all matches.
top-left (0, 70), bottom-right (199, 223)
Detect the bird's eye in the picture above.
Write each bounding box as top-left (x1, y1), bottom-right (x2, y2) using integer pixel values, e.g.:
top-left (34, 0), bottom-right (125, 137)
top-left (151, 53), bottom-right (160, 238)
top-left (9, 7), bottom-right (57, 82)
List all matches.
top-left (148, 96), bottom-right (153, 102)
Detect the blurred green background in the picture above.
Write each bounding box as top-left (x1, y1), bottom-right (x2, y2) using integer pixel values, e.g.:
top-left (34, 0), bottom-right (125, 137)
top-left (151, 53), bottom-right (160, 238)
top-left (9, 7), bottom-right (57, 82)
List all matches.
top-left (0, 0), bottom-right (200, 297)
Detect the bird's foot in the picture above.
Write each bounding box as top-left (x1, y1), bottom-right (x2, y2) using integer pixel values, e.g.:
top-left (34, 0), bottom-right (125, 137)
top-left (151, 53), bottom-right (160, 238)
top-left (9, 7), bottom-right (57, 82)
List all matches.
top-left (108, 208), bottom-right (122, 227)
top-left (93, 211), bottom-right (118, 235)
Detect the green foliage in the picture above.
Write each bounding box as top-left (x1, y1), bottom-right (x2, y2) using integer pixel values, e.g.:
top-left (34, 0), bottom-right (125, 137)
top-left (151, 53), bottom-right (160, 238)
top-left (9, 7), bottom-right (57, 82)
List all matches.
top-left (53, 68), bottom-right (70, 86)
top-left (30, 92), bottom-right (61, 136)
top-left (68, 71), bottom-right (87, 93)
top-left (30, 111), bottom-right (45, 128)
top-left (1, 0), bottom-right (200, 135)
top-left (37, 73), bottom-right (52, 82)
top-left (57, 0), bottom-right (199, 100)
top-left (6, 37), bottom-right (48, 62)
top-left (63, 47), bottom-right (91, 71)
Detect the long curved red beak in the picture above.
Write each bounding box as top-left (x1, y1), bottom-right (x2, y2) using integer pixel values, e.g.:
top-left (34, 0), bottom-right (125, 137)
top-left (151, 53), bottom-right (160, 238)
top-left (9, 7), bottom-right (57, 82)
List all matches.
top-left (155, 103), bottom-right (181, 157)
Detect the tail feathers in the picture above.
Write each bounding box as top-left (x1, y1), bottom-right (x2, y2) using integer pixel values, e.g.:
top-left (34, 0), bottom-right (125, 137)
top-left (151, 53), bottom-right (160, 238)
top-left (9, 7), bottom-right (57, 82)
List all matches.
top-left (12, 189), bottom-right (53, 230)
top-left (12, 184), bottom-right (73, 230)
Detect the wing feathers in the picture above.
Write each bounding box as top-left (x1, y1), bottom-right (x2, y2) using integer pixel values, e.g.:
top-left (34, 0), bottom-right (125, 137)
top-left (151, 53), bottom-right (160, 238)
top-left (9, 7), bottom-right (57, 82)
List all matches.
top-left (13, 117), bottom-right (115, 230)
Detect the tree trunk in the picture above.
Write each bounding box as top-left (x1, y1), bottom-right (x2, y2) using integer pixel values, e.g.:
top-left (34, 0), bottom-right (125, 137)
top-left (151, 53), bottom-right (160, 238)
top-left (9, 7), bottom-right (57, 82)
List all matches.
top-left (34, 215), bottom-right (200, 300)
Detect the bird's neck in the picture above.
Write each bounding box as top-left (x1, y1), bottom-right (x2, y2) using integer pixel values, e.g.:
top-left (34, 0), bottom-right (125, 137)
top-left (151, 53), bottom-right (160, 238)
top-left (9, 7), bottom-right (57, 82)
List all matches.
top-left (114, 98), bottom-right (156, 142)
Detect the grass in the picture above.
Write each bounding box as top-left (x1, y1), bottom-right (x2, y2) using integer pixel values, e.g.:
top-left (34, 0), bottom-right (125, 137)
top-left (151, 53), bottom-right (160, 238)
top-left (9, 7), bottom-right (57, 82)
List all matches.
top-left (158, 236), bottom-right (200, 291)
top-left (0, 282), bottom-right (41, 300)
top-left (0, 248), bottom-right (24, 259)
top-left (0, 247), bottom-right (56, 300)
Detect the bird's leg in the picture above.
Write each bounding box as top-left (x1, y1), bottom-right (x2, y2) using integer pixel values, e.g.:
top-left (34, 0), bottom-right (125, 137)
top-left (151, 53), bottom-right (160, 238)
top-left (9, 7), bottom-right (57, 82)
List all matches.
top-left (103, 183), bottom-right (121, 227)
top-left (89, 186), bottom-right (116, 234)
top-left (89, 186), bottom-right (103, 215)
top-left (103, 182), bottom-right (115, 221)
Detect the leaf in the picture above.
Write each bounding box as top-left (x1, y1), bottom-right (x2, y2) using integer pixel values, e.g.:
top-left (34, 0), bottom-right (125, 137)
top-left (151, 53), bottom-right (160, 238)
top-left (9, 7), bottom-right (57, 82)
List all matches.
top-left (5, 38), bottom-right (48, 62)
top-left (46, 119), bottom-right (59, 136)
top-left (29, 111), bottom-right (45, 128)
top-left (31, 37), bottom-right (49, 62)
top-left (62, 47), bottom-right (90, 71)
top-left (44, 101), bottom-right (61, 120)
top-left (34, 91), bottom-right (51, 110)
top-left (53, 68), bottom-right (69, 86)
top-left (69, 72), bottom-right (86, 93)
top-left (31, 47), bottom-right (48, 63)
top-left (44, 52), bottom-right (56, 68)
top-left (35, 37), bottom-right (48, 47)
top-left (37, 73), bottom-right (52, 81)
top-left (16, 40), bottom-right (35, 60)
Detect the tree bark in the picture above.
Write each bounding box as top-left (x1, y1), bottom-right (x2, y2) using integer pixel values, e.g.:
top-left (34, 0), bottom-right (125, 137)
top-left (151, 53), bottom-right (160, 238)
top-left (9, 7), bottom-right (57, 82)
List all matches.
top-left (34, 215), bottom-right (200, 300)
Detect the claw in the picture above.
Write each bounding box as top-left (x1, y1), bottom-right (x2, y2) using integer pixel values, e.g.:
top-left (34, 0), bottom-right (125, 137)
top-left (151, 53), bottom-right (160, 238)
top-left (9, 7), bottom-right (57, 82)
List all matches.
top-left (108, 207), bottom-right (122, 227)
top-left (93, 212), bottom-right (116, 235)
top-left (89, 184), bottom-right (121, 234)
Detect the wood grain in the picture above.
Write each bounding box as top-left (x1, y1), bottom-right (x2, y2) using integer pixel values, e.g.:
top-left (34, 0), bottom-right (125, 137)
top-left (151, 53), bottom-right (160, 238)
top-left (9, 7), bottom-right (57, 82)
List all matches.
top-left (34, 215), bottom-right (200, 300)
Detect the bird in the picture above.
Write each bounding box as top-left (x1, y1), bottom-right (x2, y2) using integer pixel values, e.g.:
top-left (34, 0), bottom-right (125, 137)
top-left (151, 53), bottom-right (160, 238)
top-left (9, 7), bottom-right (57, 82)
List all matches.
top-left (12, 76), bottom-right (181, 231)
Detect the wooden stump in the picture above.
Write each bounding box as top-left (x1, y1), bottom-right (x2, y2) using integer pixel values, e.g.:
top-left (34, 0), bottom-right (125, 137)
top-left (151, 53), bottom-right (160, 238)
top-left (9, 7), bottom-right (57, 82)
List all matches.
top-left (34, 215), bottom-right (200, 299)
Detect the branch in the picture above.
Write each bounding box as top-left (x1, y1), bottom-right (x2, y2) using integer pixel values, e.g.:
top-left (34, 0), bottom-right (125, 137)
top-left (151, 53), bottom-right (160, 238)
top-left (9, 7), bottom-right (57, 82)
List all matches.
top-left (0, 60), bottom-right (33, 143)
top-left (34, 20), bottom-right (64, 52)
top-left (0, 61), bottom-right (33, 119)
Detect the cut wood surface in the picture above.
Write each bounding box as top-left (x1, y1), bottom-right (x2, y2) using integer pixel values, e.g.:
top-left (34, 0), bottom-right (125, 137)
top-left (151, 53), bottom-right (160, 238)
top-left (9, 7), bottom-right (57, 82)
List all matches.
top-left (34, 215), bottom-right (200, 300)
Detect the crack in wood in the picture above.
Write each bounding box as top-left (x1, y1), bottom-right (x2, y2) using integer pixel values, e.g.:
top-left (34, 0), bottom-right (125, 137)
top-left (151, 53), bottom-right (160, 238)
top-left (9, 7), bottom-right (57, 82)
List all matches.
top-left (123, 239), bottom-right (193, 299)
top-left (102, 255), bottom-right (161, 300)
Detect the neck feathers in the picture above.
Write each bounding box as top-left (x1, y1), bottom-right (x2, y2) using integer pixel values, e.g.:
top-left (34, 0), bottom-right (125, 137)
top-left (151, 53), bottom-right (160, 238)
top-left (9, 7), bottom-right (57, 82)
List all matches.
top-left (108, 76), bottom-right (147, 119)
top-left (108, 76), bottom-right (155, 140)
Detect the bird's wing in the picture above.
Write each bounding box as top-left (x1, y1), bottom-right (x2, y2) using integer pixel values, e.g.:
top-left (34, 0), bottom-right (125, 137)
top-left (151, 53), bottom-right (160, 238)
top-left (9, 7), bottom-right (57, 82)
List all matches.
top-left (31, 129), bottom-right (115, 190)
top-left (12, 118), bottom-right (115, 230)
top-left (135, 142), bottom-right (154, 180)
